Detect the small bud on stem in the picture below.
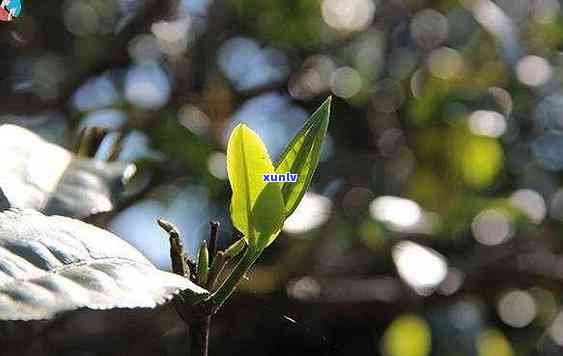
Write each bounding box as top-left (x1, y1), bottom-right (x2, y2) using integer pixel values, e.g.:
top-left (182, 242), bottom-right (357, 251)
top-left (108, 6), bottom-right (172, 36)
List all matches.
top-left (198, 241), bottom-right (209, 286)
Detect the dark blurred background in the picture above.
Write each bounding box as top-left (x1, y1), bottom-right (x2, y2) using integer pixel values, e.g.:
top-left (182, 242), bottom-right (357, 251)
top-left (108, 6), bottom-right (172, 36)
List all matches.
top-left (4, 0), bottom-right (563, 355)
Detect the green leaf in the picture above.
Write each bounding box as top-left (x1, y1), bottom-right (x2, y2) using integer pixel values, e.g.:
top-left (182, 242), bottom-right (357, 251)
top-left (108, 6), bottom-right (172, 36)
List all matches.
top-left (0, 209), bottom-right (209, 321)
top-left (227, 124), bottom-right (286, 250)
top-left (275, 97), bottom-right (331, 217)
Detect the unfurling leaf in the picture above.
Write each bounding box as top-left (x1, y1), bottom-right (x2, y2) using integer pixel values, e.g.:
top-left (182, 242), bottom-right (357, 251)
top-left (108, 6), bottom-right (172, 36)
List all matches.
top-left (226, 124), bottom-right (285, 251)
top-left (0, 124), bottom-right (135, 218)
top-left (275, 97), bottom-right (331, 217)
top-left (0, 209), bottom-right (209, 321)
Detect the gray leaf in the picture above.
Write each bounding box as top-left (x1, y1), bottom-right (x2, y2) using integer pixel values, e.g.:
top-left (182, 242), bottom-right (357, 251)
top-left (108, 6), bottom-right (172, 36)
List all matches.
top-left (0, 124), bottom-right (135, 218)
top-left (0, 209), bottom-right (208, 320)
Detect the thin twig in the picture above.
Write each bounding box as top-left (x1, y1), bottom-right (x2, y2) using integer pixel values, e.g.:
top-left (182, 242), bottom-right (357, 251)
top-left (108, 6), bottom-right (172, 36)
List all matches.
top-left (208, 221), bottom-right (220, 265)
top-left (157, 218), bottom-right (188, 278)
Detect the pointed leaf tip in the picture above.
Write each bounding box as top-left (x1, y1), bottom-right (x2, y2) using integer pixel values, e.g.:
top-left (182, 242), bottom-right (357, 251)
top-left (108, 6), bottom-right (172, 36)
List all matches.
top-left (275, 97), bottom-right (331, 217)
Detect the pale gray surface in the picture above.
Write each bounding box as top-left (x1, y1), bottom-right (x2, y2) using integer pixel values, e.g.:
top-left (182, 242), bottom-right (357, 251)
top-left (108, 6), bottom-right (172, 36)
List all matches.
top-left (0, 124), bottom-right (135, 218)
top-left (0, 209), bottom-right (208, 320)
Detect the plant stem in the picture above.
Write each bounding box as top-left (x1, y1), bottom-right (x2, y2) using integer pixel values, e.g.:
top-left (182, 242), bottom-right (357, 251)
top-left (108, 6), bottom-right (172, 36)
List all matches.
top-left (157, 218), bottom-right (188, 278)
top-left (189, 316), bottom-right (211, 356)
top-left (209, 248), bottom-right (260, 312)
top-left (208, 221), bottom-right (220, 264)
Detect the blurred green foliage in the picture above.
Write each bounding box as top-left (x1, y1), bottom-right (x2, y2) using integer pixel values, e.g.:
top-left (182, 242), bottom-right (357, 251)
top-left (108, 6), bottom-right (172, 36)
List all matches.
top-left (230, 0), bottom-right (324, 47)
top-left (5, 0), bottom-right (563, 355)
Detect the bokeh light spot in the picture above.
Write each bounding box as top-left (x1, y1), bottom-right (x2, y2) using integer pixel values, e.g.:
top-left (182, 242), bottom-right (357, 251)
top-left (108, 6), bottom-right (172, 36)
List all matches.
top-left (370, 196), bottom-right (421, 229)
top-left (179, 105), bottom-right (210, 136)
top-left (321, 0), bottom-right (376, 32)
top-left (207, 152), bottom-right (227, 180)
top-left (410, 9), bottom-right (448, 48)
top-left (468, 110), bottom-right (507, 138)
top-left (471, 209), bottom-right (513, 246)
top-left (497, 289), bottom-right (537, 328)
top-left (330, 67), bottom-right (362, 99)
top-left (218, 37), bottom-right (289, 92)
top-left (64, 1), bottom-right (101, 36)
top-left (549, 311), bottom-right (563, 345)
top-left (516, 56), bottom-right (551, 87)
top-left (286, 276), bottom-right (321, 301)
top-left (392, 241), bottom-right (447, 296)
top-left (283, 193), bottom-right (332, 234)
top-left (289, 55), bottom-right (336, 100)
top-left (382, 314), bottom-right (431, 356)
top-left (457, 136), bottom-right (504, 188)
top-left (477, 329), bottom-right (514, 356)
top-left (509, 189), bottom-right (546, 223)
top-left (125, 63), bottom-right (171, 110)
top-left (428, 47), bottom-right (463, 80)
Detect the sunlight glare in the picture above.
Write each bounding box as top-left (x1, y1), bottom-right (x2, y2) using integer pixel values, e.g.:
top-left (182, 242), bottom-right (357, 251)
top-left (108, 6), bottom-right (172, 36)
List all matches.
top-left (516, 56), bottom-right (552, 87)
top-left (392, 241), bottom-right (447, 296)
top-left (283, 192), bottom-right (332, 234)
top-left (321, 0), bottom-right (376, 32)
top-left (370, 196), bottom-right (422, 229)
top-left (0, 125), bottom-right (71, 209)
top-left (468, 110), bottom-right (507, 138)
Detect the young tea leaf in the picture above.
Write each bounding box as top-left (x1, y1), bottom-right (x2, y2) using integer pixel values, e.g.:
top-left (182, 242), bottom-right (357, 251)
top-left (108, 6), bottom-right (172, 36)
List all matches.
top-left (275, 97), bottom-right (331, 216)
top-left (226, 124), bottom-right (285, 250)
